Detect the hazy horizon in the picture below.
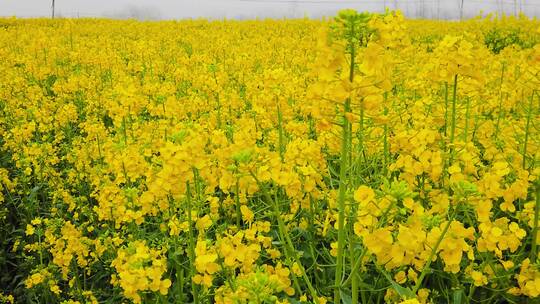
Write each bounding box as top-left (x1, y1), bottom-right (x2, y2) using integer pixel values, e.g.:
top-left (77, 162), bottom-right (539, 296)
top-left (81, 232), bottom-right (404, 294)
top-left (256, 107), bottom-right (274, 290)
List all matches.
top-left (1, 0), bottom-right (539, 20)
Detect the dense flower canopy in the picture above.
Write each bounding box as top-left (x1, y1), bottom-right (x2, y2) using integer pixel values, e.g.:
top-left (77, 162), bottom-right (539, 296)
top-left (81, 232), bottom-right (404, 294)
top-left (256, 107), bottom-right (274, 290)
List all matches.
top-left (0, 12), bottom-right (539, 304)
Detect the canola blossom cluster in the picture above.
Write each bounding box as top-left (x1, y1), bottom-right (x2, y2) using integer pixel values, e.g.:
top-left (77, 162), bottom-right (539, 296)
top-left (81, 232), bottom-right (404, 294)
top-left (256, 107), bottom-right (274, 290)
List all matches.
top-left (0, 11), bottom-right (539, 304)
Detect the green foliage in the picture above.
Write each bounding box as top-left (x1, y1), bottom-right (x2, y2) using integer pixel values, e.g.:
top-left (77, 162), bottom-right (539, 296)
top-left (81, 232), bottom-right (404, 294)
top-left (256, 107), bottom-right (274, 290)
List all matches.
top-left (484, 27), bottom-right (536, 54)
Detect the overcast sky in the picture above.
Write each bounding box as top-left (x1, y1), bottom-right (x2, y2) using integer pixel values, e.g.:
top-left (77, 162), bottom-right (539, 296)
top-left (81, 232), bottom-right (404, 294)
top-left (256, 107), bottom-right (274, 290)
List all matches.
top-left (1, 0), bottom-right (539, 20)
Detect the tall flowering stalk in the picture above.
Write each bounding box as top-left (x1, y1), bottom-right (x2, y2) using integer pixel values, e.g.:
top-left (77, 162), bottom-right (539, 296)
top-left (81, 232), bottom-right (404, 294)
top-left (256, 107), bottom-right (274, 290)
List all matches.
top-left (328, 10), bottom-right (373, 304)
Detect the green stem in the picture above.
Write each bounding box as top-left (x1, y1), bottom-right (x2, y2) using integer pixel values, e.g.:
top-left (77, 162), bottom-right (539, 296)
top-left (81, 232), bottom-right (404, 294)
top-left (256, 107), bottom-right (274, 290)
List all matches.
top-left (96, 136), bottom-right (103, 163)
top-left (383, 93), bottom-right (389, 177)
top-left (289, 257), bottom-right (303, 296)
top-left (277, 101), bottom-right (285, 162)
top-left (186, 183), bottom-right (199, 304)
top-left (531, 180), bottom-right (540, 262)
top-left (463, 97), bottom-right (470, 142)
top-left (216, 93), bottom-right (222, 129)
top-left (235, 177), bottom-right (241, 228)
top-left (444, 82), bottom-right (449, 136)
top-left (450, 74), bottom-right (458, 145)
top-left (177, 267), bottom-right (184, 303)
top-left (217, 258), bottom-right (236, 292)
top-left (351, 270), bottom-right (358, 304)
top-left (350, 249), bottom-right (362, 304)
top-left (335, 98), bottom-right (351, 304)
top-left (413, 206), bottom-right (455, 294)
top-left (359, 101), bottom-right (365, 160)
top-left (522, 91), bottom-right (534, 169)
top-left (251, 173), bottom-right (319, 303)
top-left (342, 249), bottom-right (367, 287)
top-left (335, 17), bottom-right (357, 303)
top-left (122, 116), bottom-right (128, 145)
top-left (467, 285), bottom-right (476, 304)
top-left (38, 234), bottom-right (43, 266)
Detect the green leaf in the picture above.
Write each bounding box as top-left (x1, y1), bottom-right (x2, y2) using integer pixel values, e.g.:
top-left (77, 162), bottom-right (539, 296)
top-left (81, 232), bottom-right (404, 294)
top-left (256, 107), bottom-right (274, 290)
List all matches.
top-left (378, 267), bottom-right (415, 299)
top-left (340, 290), bottom-right (352, 304)
top-left (452, 288), bottom-right (464, 304)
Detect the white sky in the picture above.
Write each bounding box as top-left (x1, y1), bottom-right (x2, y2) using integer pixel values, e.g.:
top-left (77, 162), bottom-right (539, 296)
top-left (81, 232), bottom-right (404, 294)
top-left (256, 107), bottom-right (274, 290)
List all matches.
top-left (0, 0), bottom-right (539, 19)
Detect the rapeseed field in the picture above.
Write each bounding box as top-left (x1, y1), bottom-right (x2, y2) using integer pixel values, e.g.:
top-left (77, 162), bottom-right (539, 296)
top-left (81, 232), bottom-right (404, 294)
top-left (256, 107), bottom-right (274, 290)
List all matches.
top-left (0, 11), bottom-right (539, 303)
